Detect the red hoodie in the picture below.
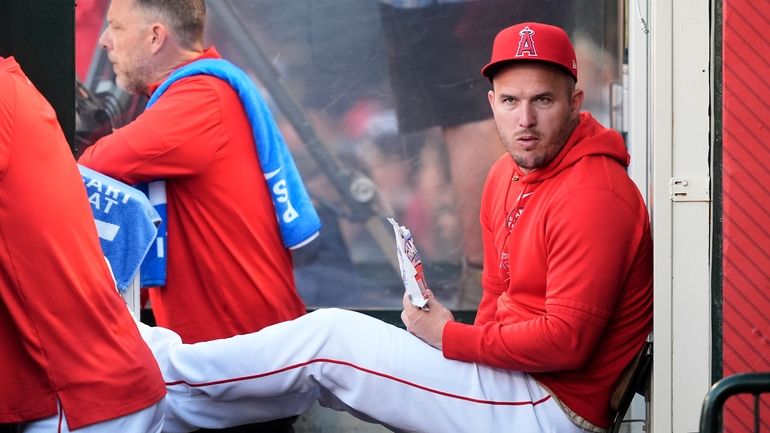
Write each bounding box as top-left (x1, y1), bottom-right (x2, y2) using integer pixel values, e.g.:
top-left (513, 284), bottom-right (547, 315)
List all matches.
top-left (443, 113), bottom-right (653, 430)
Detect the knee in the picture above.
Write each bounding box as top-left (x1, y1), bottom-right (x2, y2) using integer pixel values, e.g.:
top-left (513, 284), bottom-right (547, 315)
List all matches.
top-left (306, 308), bottom-right (354, 330)
top-left (305, 308), bottom-right (374, 340)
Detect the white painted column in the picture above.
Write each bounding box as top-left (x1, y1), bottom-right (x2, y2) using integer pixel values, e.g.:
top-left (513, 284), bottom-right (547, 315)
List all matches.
top-left (647, 0), bottom-right (713, 431)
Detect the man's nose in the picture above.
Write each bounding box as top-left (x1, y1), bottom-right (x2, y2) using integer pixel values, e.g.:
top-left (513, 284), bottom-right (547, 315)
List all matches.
top-left (518, 104), bottom-right (536, 128)
top-left (98, 29), bottom-right (111, 50)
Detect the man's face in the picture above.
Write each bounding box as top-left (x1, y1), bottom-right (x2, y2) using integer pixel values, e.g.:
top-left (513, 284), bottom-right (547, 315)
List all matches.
top-left (487, 62), bottom-right (583, 173)
top-left (99, 0), bottom-right (155, 94)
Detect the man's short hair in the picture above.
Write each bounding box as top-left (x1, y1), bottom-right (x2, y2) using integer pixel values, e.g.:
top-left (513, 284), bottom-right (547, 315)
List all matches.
top-left (135, 0), bottom-right (206, 48)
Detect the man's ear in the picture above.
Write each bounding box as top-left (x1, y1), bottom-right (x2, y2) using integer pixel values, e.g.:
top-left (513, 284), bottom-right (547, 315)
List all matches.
top-left (149, 23), bottom-right (168, 55)
top-left (571, 88), bottom-right (584, 116)
top-left (487, 89), bottom-right (495, 110)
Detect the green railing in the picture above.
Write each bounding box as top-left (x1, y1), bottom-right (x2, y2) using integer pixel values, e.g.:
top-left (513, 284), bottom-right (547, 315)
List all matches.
top-left (699, 372), bottom-right (770, 433)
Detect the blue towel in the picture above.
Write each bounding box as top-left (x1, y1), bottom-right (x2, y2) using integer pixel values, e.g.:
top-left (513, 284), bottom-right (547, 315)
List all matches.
top-left (78, 164), bottom-right (161, 292)
top-left (136, 182), bottom-right (167, 287)
top-left (138, 58), bottom-right (321, 287)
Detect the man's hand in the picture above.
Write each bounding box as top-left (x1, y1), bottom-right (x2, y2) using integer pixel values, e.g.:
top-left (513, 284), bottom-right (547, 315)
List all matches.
top-left (401, 289), bottom-right (454, 350)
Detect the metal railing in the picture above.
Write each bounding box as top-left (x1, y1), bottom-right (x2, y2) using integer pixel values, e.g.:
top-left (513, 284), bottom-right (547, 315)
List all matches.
top-left (699, 372), bottom-right (770, 433)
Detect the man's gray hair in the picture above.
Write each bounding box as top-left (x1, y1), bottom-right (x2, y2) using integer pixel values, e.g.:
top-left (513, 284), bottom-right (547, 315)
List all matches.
top-left (135, 0), bottom-right (206, 48)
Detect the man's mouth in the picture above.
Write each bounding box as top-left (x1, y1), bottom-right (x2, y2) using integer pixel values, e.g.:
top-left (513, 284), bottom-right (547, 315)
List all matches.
top-left (516, 133), bottom-right (540, 149)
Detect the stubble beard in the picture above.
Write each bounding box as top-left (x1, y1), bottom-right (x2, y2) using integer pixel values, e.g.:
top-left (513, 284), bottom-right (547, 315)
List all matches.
top-left (499, 112), bottom-right (580, 171)
top-left (114, 60), bottom-right (152, 95)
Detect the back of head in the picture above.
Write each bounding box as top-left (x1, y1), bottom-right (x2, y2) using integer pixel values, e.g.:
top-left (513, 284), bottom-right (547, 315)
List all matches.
top-left (481, 22), bottom-right (577, 83)
top-left (134, 0), bottom-right (206, 49)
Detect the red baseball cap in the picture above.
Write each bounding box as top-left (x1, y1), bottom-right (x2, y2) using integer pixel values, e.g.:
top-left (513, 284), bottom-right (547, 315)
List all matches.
top-left (481, 22), bottom-right (577, 81)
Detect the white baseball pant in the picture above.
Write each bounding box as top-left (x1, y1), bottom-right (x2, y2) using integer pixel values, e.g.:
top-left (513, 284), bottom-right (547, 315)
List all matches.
top-left (138, 308), bottom-right (584, 433)
top-left (18, 398), bottom-right (165, 433)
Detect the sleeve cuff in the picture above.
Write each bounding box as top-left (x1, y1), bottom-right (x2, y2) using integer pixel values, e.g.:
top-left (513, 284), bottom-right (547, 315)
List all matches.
top-left (442, 321), bottom-right (484, 363)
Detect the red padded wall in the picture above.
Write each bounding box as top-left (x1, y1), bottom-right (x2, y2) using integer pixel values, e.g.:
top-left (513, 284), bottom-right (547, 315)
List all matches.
top-left (721, 0), bottom-right (770, 429)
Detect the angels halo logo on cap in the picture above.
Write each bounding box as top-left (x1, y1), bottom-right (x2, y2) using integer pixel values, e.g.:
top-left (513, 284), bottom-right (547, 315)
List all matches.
top-left (481, 22), bottom-right (578, 82)
top-left (515, 26), bottom-right (537, 58)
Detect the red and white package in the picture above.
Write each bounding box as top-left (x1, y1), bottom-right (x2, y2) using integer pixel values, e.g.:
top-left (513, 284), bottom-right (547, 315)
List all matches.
top-left (388, 218), bottom-right (429, 310)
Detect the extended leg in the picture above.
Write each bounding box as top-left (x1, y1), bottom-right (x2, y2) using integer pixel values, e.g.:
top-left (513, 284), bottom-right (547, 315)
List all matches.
top-left (139, 309), bottom-right (580, 433)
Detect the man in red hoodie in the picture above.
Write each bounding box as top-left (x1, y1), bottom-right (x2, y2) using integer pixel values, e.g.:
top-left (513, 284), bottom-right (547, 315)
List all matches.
top-left (138, 22), bottom-right (652, 433)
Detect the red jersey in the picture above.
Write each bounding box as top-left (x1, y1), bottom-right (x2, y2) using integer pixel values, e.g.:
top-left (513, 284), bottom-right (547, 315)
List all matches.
top-left (78, 48), bottom-right (306, 343)
top-left (0, 57), bottom-right (166, 428)
top-left (442, 113), bottom-right (653, 429)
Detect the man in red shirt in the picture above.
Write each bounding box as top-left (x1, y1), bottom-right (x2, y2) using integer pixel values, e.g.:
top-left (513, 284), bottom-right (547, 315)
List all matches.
top-left (135, 21), bottom-right (652, 433)
top-left (78, 0), bottom-right (306, 345)
top-left (0, 56), bottom-right (166, 432)
top-left (77, 2), bottom-right (310, 431)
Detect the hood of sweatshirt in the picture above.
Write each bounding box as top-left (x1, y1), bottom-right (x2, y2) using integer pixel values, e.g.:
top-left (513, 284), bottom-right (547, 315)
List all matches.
top-left (512, 112), bottom-right (629, 184)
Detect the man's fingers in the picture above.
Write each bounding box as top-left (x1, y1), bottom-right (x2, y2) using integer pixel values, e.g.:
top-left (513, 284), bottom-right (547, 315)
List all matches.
top-left (400, 309), bottom-right (413, 332)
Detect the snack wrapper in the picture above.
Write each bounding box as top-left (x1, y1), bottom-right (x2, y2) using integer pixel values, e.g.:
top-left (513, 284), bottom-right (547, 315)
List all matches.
top-left (387, 218), bottom-right (429, 310)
